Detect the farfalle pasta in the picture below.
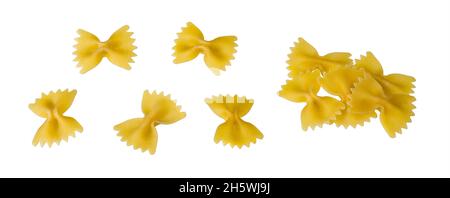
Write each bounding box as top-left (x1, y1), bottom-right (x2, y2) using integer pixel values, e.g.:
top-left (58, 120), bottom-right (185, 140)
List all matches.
top-left (287, 38), bottom-right (352, 77)
top-left (173, 22), bottom-right (237, 74)
top-left (114, 91), bottom-right (186, 154)
top-left (321, 67), bottom-right (377, 127)
top-left (205, 95), bottom-right (263, 148)
top-left (73, 25), bottom-right (137, 74)
top-left (355, 52), bottom-right (415, 95)
top-left (279, 70), bottom-right (345, 130)
top-left (350, 52), bottom-right (416, 137)
top-left (349, 75), bottom-right (415, 137)
top-left (280, 37), bottom-right (415, 137)
top-left (29, 89), bottom-right (83, 146)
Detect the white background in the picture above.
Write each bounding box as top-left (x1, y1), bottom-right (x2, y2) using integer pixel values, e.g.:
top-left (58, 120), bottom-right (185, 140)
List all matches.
top-left (0, 0), bottom-right (449, 178)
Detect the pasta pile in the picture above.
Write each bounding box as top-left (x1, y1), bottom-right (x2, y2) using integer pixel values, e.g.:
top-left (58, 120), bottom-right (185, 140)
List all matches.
top-left (279, 38), bottom-right (415, 137)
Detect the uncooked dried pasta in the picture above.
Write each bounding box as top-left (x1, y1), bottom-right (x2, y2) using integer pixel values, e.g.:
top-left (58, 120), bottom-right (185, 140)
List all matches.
top-left (114, 91), bottom-right (186, 154)
top-left (280, 37), bottom-right (415, 137)
top-left (173, 22), bottom-right (237, 74)
top-left (287, 38), bottom-right (352, 77)
top-left (349, 75), bottom-right (415, 137)
top-left (205, 95), bottom-right (263, 148)
top-left (29, 89), bottom-right (83, 146)
top-left (73, 25), bottom-right (137, 74)
top-left (351, 52), bottom-right (416, 137)
top-left (321, 67), bottom-right (377, 127)
top-left (355, 52), bottom-right (415, 95)
top-left (279, 70), bottom-right (345, 130)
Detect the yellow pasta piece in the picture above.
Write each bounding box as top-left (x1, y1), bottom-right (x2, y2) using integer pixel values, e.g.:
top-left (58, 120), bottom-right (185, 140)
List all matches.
top-left (73, 25), bottom-right (137, 74)
top-left (279, 70), bottom-right (345, 130)
top-left (321, 67), bottom-right (377, 127)
top-left (355, 52), bottom-right (415, 95)
top-left (114, 91), bottom-right (186, 154)
top-left (287, 38), bottom-right (352, 78)
top-left (349, 76), bottom-right (415, 137)
top-left (173, 22), bottom-right (237, 74)
top-left (205, 95), bottom-right (263, 148)
top-left (29, 89), bottom-right (83, 147)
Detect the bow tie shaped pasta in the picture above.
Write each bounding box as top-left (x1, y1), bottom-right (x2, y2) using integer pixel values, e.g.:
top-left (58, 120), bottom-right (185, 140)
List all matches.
top-left (205, 95), bottom-right (263, 148)
top-left (349, 52), bottom-right (416, 137)
top-left (287, 38), bottom-right (353, 77)
top-left (349, 75), bottom-right (415, 137)
top-left (321, 67), bottom-right (377, 127)
top-left (173, 22), bottom-right (237, 74)
top-left (73, 25), bottom-right (137, 74)
top-left (29, 89), bottom-right (83, 146)
top-left (114, 91), bottom-right (186, 154)
top-left (355, 52), bottom-right (415, 95)
top-left (279, 70), bottom-right (346, 130)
